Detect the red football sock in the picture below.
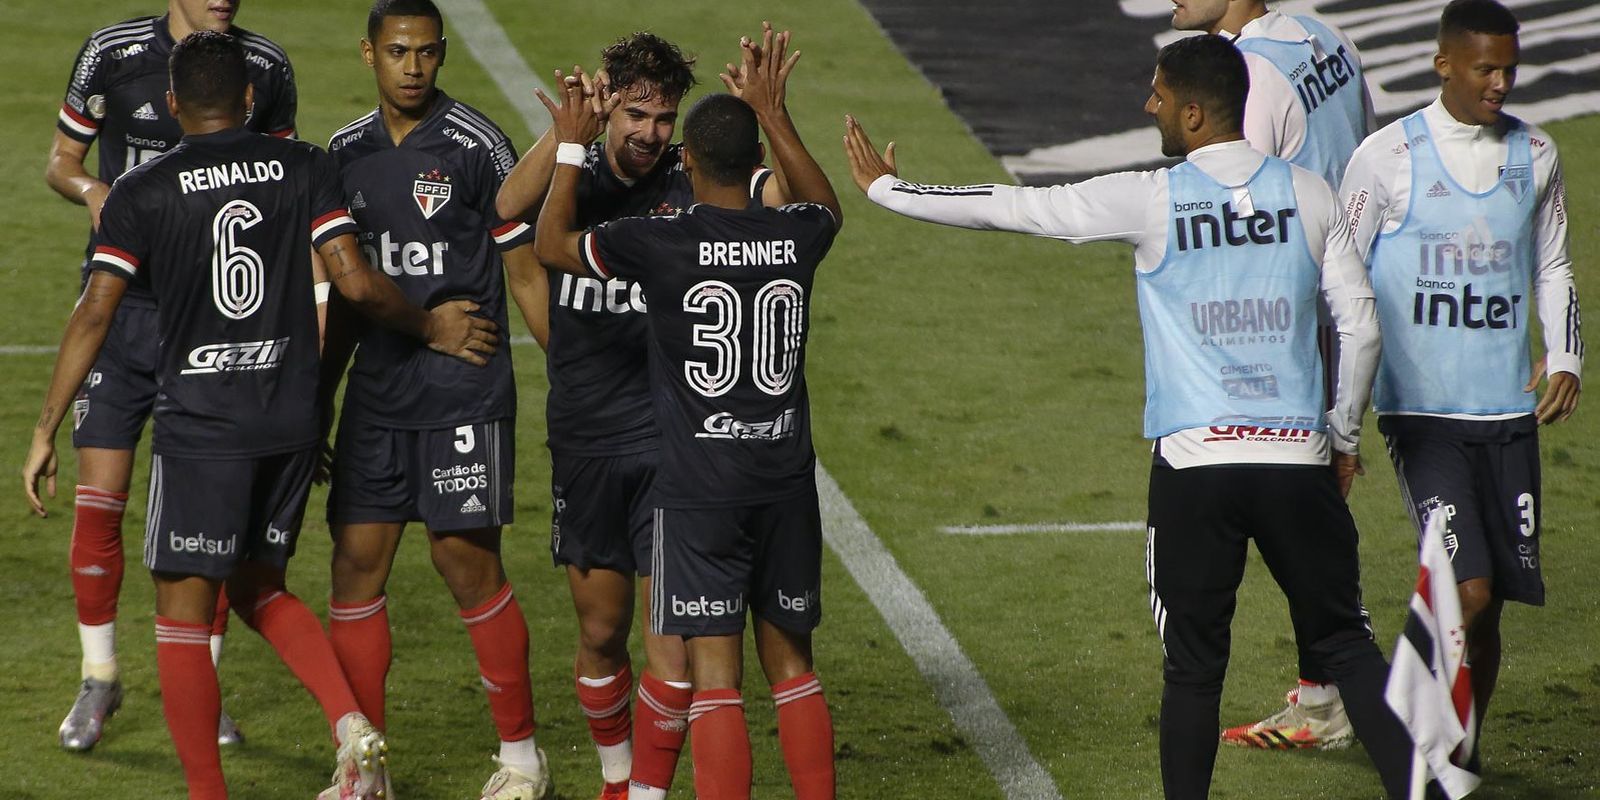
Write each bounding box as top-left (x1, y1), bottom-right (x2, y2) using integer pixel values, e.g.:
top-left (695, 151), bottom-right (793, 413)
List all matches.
top-left (70, 486), bottom-right (126, 626)
top-left (578, 662), bottom-right (633, 745)
top-left (237, 590), bottom-right (359, 732)
top-left (211, 588), bottom-right (230, 637)
top-left (329, 595), bottom-right (392, 731)
top-left (631, 670), bottom-right (691, 790)
top-left (774, 673), bottom-right (835, 800)
top-left (156, 616), bottom-right (226, 800)
top-left (460, 583), bottom-right (536, 741)
top-left (690, 689), bottom-right (751, 800)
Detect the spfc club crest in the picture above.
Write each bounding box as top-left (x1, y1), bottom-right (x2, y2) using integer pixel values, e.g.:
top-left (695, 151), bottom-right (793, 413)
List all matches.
top-left (1499, 164), bottom-right (1532, 201)
top-left (414, 168), bottom-right (452, 219)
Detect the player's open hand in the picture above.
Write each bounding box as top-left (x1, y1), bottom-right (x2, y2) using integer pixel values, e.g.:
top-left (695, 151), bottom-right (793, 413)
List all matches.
top-left (1527, 356), bottom-right (1580, 424)
top-left (1332, 452), bottom-right (1363, 499)
top-left (721, 21), bottom-right (799, 120)
top-left (23, 435), bottom-right (59, 518)
top-left (425, 299), bottom-right (500, 367)
top-left (534, 66), bottom-right (615, 146)
top-left (843, 114), bottom-right (897, 194)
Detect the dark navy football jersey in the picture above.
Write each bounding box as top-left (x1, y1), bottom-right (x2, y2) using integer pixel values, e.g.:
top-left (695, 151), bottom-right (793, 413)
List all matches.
top-left (578, 201), bottom-right (837, 508)
top-left (327, 93), bottom-right (533, 429)
top-left (88, 129), bottom-right (357, 459)
top-left (548, 142), bottom-right (772, 456)
top-left (60, 17), bottom-right (296, 306)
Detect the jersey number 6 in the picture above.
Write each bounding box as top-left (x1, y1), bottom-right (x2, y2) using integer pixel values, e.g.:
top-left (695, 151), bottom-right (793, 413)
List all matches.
top-left (683, 279), bottom-right (805, 398)
top-left (210, 199), bottom-right (267, 320)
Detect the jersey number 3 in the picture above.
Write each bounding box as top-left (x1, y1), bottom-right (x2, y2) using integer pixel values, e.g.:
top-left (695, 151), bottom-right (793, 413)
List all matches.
top-left (211, 200), bottom-right (267, 320)
top-left (684, 279), bottom-right (805, 398)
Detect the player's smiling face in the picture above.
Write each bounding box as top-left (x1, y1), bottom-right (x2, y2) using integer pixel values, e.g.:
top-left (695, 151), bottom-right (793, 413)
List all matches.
top-left (605, 83), bottom-right (680, 180)
top-left (364, 15), bottom-right (446, 117)
top-left (1436, 31), bottom-right (1518, 127)
top-left (170, 0), bottom-right (240, 33)
top-left (1169, 0), bottom-right (1227, 32)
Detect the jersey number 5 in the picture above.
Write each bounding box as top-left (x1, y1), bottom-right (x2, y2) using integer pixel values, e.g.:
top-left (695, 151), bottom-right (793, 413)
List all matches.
top-left (684, 279), bottom-right (805, 398)
top-left (211, 200), bottom-right (267, 320)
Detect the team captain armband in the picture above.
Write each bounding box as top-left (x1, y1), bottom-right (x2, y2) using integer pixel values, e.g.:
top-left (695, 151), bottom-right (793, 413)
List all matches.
top-left (310, 209), bottom-right (359, 247)
top-left (90, 245), bottom-right (139, 276)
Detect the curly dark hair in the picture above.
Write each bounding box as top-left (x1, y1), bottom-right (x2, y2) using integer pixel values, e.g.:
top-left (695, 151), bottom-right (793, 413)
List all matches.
top-left (601, 32), bottom-right (697, 104)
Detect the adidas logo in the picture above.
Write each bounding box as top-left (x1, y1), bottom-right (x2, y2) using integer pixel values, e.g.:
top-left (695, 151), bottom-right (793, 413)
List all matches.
top-left (350, 191), bottom-right (367, 210)
top-left (460, 494), bottom-right (487, 514)
top-left (1426, 181), bottom-right (1451, 198)
top-left (132, 101), bottom-right (158, 121)
top-left (74, 565), bottom-right (109, 577)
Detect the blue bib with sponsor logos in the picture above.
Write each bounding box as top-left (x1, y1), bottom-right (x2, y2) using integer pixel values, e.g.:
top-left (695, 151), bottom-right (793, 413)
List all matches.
top-left (1139, 157), bottom-right (1323, 439)
top-left (1370, 112), bottom-right (1534, 414)
top-left (1234, 15), bottom-right (1367, 187)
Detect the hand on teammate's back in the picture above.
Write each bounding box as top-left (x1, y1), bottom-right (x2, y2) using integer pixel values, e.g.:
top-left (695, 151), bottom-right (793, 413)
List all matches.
top-left (842, 114), bottom-right (898, 194)
top-left (535, 66), bottom-right (616, 145)
top-left (424, 299), bottom-right (500, 366)
top-left (721, 21), bottom-right (799, 120)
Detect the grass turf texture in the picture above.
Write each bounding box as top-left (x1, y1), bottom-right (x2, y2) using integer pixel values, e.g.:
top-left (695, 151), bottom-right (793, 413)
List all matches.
top-left (2, 0), bottom-right (1598, 797)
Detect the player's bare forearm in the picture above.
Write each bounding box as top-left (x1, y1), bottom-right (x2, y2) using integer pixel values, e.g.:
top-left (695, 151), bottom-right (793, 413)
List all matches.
top-left (316, 292), bottom-right (358, 438)
top-left (533, 165), bottom-right (589, 276)
top-left (45, 131), bottom-right (110, 223)
top-left (759, 110), bottom-right (841, 227)
top-left (319, 234), bottom-right (432, 339)
top-left (496, 127), bottom-right (558, 222)
top-left (36, 274), bottom-right (125, 439)
top-left (503, 244), bottom-right (550, 350)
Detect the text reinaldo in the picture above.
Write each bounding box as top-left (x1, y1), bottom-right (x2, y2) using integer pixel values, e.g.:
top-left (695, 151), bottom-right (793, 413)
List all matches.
top-left (178, 159), bottom-right (285, 194)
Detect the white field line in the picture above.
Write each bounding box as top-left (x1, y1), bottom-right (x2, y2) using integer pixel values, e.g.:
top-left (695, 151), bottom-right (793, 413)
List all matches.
top-left (440, 5), bottom-right (1062, 798)
top-left (817, 466), bottom-right (1064, 800)
top-left (944, 521), bottom-right (1146, 535)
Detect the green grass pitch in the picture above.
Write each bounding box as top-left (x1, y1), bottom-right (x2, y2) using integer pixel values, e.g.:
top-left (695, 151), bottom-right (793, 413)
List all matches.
top-left (1, 1), bottom-right (1597, 797)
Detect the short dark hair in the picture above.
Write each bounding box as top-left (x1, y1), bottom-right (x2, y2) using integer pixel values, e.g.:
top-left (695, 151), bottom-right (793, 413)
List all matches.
top-left (368, 0), bottom-right (444, 41)
top-left (1439, 0), bottom-right (1519, 43)
top-left (1155, 34), bottom-right (1249, 133)
top-left (682, 94), bottom-right (761, 187)
top-left (169, 30), bottom-right (248, 113)
top-left (601, 32), bottom-right (697, 104)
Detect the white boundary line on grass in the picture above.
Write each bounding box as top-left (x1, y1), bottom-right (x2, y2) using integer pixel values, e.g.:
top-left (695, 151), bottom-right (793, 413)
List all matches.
top-left (944, 521), bottom-right (1146, 535)
top-left (434, 4), bottom-right (1063, 797)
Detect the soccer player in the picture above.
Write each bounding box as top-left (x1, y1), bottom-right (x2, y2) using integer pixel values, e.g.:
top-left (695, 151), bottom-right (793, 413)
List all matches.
top-left (533, 27), bottom-right (841, 800)
top-left (495, 30), bottom-right (783, 800)
top-left (318, 2), bottom-right (550, 797)
top-left (44, 0), bottom-right (296, 752)
top-left (23, 30), bottom-right (497, 800)
top-left (1170, 0), bottom-right (1377, 751)
top-left (843, 34), bottom-right (1414, 800)
top-left (1339, 0), bottom-right (1581, 780)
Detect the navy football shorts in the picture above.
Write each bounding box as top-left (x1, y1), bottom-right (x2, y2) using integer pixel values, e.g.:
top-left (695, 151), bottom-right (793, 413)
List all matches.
top-left (143, 449), bottom-right (317, 579)
top-left (550, 450), bottom-right (658, 574)
top-left (72, 304), bottom-right (159, 450)
top-left (650, 488), bottom-right (823, 638)
top-left (328, 415), bottom-right (514, 533)
top-left (1385, 423), bottom-right (1544, 606)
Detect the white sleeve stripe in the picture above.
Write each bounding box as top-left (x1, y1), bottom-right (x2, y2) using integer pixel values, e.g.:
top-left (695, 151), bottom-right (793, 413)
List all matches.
top-left (444, 110), bottom-right (501, 149)
top-left (749, 168), bottom-right (771, 198)
top-left (312, 214), bottom-right (356, 241)
top-left (493, 222), bottom-right (531, 244)
top-left (58, 110), bottom-right (97, 136)
top-left (92, 252), bottom-right (137, 275)
top-left (580, 232), bottom-right (610, 279)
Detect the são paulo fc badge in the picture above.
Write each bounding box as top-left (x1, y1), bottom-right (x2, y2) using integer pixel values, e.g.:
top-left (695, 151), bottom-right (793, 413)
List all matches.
top-left (413, 168), bottom-right (452, 219)
top-left (1499, 164), bottom-right (1532, 201)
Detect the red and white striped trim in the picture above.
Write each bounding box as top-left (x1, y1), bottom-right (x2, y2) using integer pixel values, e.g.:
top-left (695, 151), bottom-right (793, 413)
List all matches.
top-left (491, 220), bottom-right (530, 245)
top-left (91, 245), bottom-right (139, 276)
top-left (155, 621), bottom-right (211, 646)
top-left (580, 231), bottom-right (611, 279)
top-left (328, 594), bottom-right (387, 622)
top-left (460, 585), bottom-right (515, 626)
top-left (269, 127), bottom-right (297, 139)
top-left (581, 693), bottom-right (632, 720)
top-left (311, 209), bottom-right (356, 242)
top-left (253, 589), bottom-right (287, 613)
top-left (773, 675), bottom-right (823, 707)
top-left (687, 695), bottom-right (743, 724)
top-left (638, 684), bottom-right (690, 720)
top-left (59, 105), bottom-right (99, 138)
top-left (75, 486), bottom-right (127, 512)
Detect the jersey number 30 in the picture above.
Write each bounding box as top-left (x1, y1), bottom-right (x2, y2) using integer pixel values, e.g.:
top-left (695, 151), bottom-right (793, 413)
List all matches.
top-left (211, 200), bottom-right (267, 320)
top-left (684, 279), bottom-right (805, 398)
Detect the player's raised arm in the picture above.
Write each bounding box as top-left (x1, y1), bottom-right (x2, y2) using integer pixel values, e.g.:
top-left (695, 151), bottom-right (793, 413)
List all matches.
top-left (534, 67), bottom-right (614, 276)
top-left (726, 23), bottom-right (840, 225)
top-left (495, 126), bottom-right (558, 222)
top-left (25, 271), bottom-right (128, 517)
top-left (317, 232), bottom-right (499, 366)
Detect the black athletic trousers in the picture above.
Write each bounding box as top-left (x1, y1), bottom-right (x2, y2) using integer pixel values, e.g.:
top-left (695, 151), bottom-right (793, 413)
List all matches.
top-left (1145, 461), bottom-right (1413, 799)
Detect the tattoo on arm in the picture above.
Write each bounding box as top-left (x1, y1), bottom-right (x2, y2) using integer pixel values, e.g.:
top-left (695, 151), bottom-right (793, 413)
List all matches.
top-left (324, 241), bottom-right (364, 281)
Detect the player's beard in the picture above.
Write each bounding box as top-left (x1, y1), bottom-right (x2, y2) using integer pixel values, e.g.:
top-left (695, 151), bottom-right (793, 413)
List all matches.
top-left (1157, 120), bottom-right (1185, 159)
